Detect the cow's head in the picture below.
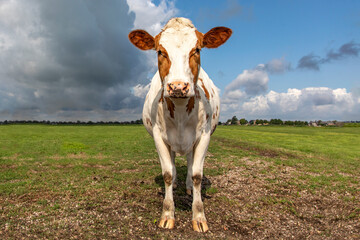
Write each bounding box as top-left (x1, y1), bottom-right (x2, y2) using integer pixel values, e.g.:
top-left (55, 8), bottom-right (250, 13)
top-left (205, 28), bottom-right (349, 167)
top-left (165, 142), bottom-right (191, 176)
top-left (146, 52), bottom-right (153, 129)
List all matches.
top-left (129, 18), bottom-right (232, 99)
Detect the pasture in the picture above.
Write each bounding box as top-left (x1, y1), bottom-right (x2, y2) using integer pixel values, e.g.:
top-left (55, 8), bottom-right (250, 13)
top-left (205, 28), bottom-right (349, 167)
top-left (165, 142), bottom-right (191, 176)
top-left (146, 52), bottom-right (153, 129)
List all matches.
top-left (0, 125), bottom-right (359, 239)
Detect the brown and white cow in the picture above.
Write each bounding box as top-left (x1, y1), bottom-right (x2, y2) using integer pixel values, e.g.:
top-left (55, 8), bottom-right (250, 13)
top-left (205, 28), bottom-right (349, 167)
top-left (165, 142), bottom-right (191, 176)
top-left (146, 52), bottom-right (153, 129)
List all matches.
top-left (129, 17), bottom-right (231, 232)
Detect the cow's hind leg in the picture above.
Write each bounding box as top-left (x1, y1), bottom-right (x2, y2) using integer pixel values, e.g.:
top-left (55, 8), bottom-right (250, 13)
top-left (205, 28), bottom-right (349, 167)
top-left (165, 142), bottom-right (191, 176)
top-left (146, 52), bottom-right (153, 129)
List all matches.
top-left (154, 128), bottom-right (175, 229)
top-left (191, 134), bottom-right (210, 232)
top-left (171, 151), bottom-right (177, 189)
top-left (186, 151), bottom-right (193, 195)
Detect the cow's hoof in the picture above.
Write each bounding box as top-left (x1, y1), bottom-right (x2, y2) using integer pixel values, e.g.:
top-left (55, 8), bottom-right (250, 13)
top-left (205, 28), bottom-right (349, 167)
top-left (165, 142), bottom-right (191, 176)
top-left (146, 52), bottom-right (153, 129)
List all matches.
top-left (186, 189), bottom-right (192, 195)
top-left (192, 220), bottom-right (209, 232)
top-left (159, 218), bottom-right (175, 229)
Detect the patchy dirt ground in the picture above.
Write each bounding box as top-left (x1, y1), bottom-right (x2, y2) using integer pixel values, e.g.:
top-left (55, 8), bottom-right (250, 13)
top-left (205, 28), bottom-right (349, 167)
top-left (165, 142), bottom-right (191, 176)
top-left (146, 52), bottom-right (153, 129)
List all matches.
top-left (1, 155), bottom-right (359, 239)
top-left (208, 157), bottom-right (360, 239)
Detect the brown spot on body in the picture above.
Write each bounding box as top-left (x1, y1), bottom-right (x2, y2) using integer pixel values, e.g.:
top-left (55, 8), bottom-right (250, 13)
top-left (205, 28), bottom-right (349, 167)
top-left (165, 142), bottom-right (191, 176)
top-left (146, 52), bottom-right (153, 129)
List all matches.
top-left (186, 96), bottom-right (195, 114)
top-left (206, 114), bottom-right (210, 120)
top-left (211, 124), bottom-right (217, 135)
top-left (195, 87), bottom-right (201, 99)
top-left (163, 172), bottom-right (173, 186)
top-left (146, 118), bottom-right (152, 127)
top-left (199, 78), bottom-right (210, 100)
top-left (165, 97), bottom-right (175, 118)
top-left (212, 114), bottom-right (215, 119)
top-left (159, 90), bottom-right (164, 103)
top-left (192, 174), bottom-right (202, 186)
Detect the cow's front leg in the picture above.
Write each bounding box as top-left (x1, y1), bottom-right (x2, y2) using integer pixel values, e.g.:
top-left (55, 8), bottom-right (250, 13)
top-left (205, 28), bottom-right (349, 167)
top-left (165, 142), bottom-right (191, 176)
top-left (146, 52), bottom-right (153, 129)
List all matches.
top-left (191, 134), bottom-right (210, 232)
top-left (154, 128), bottom-right (175, 229)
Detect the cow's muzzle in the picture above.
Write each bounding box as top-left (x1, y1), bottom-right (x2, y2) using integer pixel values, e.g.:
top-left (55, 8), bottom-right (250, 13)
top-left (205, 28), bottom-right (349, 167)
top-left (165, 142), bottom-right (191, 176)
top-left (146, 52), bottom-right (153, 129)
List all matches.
top-left (167, 81), bottom-right (190, 98)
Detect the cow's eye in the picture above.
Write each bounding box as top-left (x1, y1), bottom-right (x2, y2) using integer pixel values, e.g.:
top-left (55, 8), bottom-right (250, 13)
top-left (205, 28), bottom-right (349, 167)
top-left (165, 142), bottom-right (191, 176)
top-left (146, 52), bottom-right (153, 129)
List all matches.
top-left (158, 50), bottom-right (166, 57)
top-left (195, 48), bottom-right (201, 54)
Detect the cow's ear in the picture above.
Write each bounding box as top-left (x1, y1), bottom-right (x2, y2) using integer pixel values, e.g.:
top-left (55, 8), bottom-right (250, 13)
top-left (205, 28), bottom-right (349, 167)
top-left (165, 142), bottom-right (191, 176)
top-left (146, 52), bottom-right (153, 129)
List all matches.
top-left (203, 27), bottom-right (232, 49)
top-left (129, 30), bottom-right (155, 50)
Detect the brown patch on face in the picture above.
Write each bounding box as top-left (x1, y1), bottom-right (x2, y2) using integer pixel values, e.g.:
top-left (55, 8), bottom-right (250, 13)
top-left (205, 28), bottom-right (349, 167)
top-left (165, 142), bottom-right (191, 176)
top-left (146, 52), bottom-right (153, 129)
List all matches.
top-left (165, 97), bottom-right (175, 119)
top-left (199, 78), bottom-right (210, 100)
top-left (157, 44), bottom-right (171, 82)
top-left (186, 96), bottom-right (195, 115)
top-left (188, 30), bottom-right (203, 84)
top-left (146, 118), bottom-right (152, 127)
top-left (189, 47), bottom-right (201, 83)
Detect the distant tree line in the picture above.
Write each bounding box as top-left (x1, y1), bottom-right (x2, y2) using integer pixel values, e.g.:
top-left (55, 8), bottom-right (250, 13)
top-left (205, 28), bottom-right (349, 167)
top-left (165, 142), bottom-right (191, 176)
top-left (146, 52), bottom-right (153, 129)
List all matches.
top-left (218, 116), bottom-right (356, 127)
top-left (0, 119), bottom-right (144, 125)
top-left (1, 118), bottom-right (358, 126)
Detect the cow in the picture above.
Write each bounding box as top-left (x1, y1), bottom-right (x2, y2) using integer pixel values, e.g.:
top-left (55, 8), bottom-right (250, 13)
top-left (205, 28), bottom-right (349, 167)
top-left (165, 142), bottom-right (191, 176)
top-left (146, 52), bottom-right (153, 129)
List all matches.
top-left (128, 17), bottom-right (232, 232)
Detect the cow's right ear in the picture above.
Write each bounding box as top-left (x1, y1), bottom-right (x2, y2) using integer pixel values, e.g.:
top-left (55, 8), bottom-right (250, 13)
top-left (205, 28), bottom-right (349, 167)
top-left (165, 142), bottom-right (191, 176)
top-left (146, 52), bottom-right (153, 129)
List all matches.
top-left (128, 30), bottom-right (155, 50)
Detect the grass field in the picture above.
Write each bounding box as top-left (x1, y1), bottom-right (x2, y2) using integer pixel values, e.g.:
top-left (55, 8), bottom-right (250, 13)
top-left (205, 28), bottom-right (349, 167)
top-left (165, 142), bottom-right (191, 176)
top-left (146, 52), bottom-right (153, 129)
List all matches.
top-left (0, 125), bottom-right (359, 239)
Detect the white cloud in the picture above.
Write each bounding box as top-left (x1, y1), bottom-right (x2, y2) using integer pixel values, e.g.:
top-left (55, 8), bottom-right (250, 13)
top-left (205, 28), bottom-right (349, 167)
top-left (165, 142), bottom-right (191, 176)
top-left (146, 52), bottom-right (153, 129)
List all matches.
top-left (265, 57), bottom-right (291, 74)
top-left (133, 83), bottom-right (151, 98)
top-left (225, 64), bottom-right (269, 96)
top-left (221, 87), bottom-right (360, 121)
top-left (127, 0), bottom-right (177, 35)
top-left (221, 58), bottom-right (359, 121)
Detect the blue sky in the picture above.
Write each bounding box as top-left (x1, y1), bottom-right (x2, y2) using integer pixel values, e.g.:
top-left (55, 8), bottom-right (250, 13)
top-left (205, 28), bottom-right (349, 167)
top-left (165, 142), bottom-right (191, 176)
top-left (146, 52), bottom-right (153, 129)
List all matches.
top-left (175, 0), bottom-right (360, 92)
top-left (0, 0), bottom-right (359, 121)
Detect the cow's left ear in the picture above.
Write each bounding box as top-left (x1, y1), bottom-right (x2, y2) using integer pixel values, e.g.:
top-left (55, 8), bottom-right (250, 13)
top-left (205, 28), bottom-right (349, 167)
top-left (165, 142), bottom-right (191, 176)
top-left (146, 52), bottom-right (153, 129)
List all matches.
top-left (203, 27), bottom-right (232, 49)
top-left (128, 30), bottom-right (155, 50)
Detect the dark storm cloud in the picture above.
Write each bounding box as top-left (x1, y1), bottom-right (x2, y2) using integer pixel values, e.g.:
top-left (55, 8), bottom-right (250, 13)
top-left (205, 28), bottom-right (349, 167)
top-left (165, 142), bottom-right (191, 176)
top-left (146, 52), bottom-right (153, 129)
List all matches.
top-left (297, 41), bottom-right (360, 70)
top-left (325, 41), bottom-right (360, 60)
top-left (0, 0), bottom-right (150, 120)
top-left (297, 53), bottom-right (323, 70)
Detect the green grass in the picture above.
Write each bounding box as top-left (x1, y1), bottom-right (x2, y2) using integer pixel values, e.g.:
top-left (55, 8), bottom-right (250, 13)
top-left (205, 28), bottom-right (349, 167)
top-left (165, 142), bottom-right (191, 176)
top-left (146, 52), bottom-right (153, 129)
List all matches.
top-left (0, 124), bottom-right (359, 239)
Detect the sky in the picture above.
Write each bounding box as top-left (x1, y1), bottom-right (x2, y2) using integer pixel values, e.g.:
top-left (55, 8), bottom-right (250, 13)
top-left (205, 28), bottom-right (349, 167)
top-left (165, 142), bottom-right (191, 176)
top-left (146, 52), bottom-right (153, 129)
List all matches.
top-left (0, 0), bottom-right (359, 122)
